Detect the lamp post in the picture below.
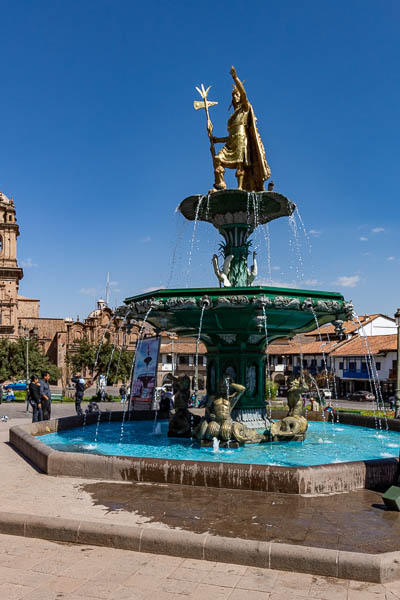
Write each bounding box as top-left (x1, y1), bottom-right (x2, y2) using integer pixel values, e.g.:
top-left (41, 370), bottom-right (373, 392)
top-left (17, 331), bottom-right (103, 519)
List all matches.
top-left (18, 322), bottom-right (38, 387)
top-left (395, 309), bottom-right (400, 418)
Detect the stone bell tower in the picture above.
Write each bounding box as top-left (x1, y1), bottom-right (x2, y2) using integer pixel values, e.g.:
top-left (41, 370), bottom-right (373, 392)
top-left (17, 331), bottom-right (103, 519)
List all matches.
top-left (0, 192), bottom-right (23, 337)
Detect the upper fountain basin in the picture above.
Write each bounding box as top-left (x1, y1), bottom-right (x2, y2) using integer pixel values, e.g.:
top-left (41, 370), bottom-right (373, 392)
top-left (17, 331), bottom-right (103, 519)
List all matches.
top-left (179, 189), bottom-right (295, 229)
top-left (122, 286), bottom-right (353, 346)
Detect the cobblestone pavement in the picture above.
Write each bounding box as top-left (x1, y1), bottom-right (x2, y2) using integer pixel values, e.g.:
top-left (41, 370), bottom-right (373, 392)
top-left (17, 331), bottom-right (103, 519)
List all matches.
top-left (1, 533), bottom-right (400, 600)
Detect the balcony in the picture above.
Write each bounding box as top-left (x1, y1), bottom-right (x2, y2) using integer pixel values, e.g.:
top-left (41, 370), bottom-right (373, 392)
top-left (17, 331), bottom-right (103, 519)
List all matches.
top-left (342, 369), bottom-right (370, 379)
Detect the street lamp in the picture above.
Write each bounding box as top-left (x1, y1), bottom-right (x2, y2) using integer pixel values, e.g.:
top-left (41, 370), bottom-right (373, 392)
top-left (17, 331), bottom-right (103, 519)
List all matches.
top-left (395, 309), bottom-right (400, 418)
top-left (18, 323), bottom-right (38, 386)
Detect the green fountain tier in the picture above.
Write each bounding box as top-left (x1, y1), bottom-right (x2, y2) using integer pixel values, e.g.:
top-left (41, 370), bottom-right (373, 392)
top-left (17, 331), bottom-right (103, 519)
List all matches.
top-left (179, 189), bottom-right (295, 287)
top-left (123, 286), bottom-right (352, 412)
top-left (179, 189), bottom-right (295, 227)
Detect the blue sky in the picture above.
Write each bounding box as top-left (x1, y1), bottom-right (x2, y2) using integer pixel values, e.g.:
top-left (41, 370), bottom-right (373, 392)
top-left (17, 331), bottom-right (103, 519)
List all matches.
top-left (1, 0), bottom-right (399, 320)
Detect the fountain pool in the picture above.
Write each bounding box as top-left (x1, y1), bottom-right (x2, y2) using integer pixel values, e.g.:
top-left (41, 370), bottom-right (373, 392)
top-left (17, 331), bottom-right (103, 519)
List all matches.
top-left (37, 420), bottom-right (400, 467)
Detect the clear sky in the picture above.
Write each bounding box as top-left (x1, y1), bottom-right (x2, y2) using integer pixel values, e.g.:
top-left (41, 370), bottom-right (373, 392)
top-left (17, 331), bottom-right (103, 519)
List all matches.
top-left (1, 0), bottom-right (399, 320)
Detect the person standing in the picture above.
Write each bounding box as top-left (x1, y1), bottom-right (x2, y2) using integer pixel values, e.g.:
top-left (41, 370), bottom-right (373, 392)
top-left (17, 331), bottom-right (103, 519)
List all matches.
top-left (119, 383), bottom-right (127, 403)
top-left (29, 375), bottom-right (43, 423)
top-left (40, 371), bottom-right (52, 420)
top-left (71, 373), bottom-right (87, 416)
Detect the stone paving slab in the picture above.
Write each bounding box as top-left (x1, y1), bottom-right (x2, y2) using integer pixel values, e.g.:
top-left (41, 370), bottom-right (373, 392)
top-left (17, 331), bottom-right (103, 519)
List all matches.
top-left (0, 532), bottom-right (399, 600)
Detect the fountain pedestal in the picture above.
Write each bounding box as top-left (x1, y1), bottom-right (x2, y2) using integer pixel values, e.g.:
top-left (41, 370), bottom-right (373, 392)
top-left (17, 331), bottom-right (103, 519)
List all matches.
top-left (123, 189), bottom-right (353, 442)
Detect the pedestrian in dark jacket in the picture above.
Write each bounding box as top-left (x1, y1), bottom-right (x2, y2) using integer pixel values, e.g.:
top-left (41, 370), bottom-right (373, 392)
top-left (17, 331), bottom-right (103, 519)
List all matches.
top-left (0, 382), bottom-right (3, 405)
top-left (71, 373), bottom-right (89, 416)
top-left (39, 371), bottom-right (52, 420)
top-left (29, 375), bottom-right (43, 423)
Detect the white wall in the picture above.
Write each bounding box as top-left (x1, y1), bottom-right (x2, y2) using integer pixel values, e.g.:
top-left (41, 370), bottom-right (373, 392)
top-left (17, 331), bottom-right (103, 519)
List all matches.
top-left (358, 316), bottom-right (396, 336)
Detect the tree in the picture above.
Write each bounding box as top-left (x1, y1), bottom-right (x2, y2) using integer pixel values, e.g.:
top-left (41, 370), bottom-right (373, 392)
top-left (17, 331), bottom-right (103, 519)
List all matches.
top-left (67, 340), bottom-right (133, 383)
top-left (0, 338), bottom-right (61, 383)
top-left (265, 379), bottom-right (279, 401)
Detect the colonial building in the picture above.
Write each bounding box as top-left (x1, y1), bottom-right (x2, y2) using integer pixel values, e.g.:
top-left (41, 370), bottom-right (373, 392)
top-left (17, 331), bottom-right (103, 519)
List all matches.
top-left (267, 314), bottom-right (397, 398)
top-left (0, 191), bottom-right (207, 388)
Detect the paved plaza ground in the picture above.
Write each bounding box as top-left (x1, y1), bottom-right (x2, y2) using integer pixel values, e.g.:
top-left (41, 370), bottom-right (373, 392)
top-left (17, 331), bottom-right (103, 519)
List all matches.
top-left (1, 402), bottom-right (400, 597)
top-left (1, 533), bottom-right (400, 600)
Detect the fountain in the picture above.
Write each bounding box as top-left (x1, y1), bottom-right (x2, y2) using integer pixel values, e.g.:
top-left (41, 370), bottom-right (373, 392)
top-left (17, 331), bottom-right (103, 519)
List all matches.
top-left (120, 66), bottom-right (353, 446)
top-left (9, 66), bottom-right (400, 496)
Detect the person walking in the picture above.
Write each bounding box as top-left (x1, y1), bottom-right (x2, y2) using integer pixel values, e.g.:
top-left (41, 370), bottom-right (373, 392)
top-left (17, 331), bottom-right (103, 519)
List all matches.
top-left (0, 382), bottom-right (3, 405)
top-left (29, 375), bottom-right (43, 423)
top-left (71, 373), bottom-right (88, 416)
top-left (39, 371), bottom-right (52, 420)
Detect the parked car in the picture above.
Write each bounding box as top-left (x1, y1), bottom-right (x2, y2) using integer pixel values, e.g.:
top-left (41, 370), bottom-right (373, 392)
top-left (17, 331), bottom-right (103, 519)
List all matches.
top-left (346, 390), bottom-right (375, 402)
top-left (4, 382), bottom-right (27, 391)
top-left (320, 389), bottom-right (332, 400)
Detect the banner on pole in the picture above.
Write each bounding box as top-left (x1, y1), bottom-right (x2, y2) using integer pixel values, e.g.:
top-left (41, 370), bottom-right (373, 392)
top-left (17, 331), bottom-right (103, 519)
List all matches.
top-left (130, 336), bottom-right (161, 411)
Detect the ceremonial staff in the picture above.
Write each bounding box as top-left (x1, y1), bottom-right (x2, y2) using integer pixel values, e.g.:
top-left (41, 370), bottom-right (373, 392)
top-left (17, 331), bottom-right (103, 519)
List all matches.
top-left (193, 83), bottom-right (218, 158)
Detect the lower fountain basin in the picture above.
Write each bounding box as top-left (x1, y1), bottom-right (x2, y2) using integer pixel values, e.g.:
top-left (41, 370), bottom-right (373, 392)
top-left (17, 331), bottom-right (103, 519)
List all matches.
top-left (37, 420), bottom-right (400, 467)
top-left (9, 412), bottom-right (400, 495)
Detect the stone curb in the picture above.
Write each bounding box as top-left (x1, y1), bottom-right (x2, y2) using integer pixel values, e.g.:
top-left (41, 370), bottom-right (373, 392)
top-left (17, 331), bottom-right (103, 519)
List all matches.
top-left (0, 511), bottom-right (399, 583)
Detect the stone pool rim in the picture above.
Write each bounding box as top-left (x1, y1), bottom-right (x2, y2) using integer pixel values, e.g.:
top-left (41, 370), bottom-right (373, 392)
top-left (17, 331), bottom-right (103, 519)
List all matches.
top-left (9, 410), bottom-right (400, 495)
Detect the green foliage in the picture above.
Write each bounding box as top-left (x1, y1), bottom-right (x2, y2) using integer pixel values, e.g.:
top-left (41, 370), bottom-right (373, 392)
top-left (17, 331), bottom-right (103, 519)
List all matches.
top-left (68, 340), bottom-right (133, 383)
top-left (265, 379), bottom-right (278, 400)
top-left (0, 338), bottom-right (61, 383)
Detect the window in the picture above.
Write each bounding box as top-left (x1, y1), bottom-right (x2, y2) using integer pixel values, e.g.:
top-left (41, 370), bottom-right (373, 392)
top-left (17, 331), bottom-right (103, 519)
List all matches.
top-left (166, 354), bottom-right (172, 364)
top-left (376, 362), bottom-right (381, 371)
top-left (361, 362), bottom-right (367, 372)
top-left (349, 362), bottom-right (356, 371)
top-left (302, 359), bottom-right (308, 368)
top-left (179, 355), bottom-right (190, 365)
top-left (0, 234), bottom-right (2, 253)
top-left (310, 359), bottom-right (317, 367)
top-left (339, 362), bottom-right (344, 370)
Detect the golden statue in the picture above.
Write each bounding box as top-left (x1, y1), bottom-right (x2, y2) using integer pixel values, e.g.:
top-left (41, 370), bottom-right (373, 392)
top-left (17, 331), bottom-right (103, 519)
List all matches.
top-left (194, 379), bottom-right (268, 445)
top-left (194, 67), bottom-right (271, 192)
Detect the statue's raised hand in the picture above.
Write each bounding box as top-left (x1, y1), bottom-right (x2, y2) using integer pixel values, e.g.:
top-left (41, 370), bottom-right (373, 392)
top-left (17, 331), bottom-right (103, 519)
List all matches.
top-left (230, 65), bottom-right (237, 78)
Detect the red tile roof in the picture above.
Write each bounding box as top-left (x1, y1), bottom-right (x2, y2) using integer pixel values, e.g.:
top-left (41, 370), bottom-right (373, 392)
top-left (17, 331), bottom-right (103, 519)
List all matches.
top-left (268, 338), bottom-right (343, 355)
top-left (330, 334), bottom-right (397, 357)
top-left (304, 314), bottom-right (387, 337)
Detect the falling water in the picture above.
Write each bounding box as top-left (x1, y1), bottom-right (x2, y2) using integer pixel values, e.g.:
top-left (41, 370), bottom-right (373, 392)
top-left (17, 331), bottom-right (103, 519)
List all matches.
top-left (288, 213), bottom-right (305, 282)
top-left (194, 304), bottom-right (206, 394)
top-left (108, 410), bottom-right (112, 423)
top-left (261, 224), bottom-right (272, 283)
top-left (212, 437), bottom-right (220, 452)
top-left (325, 330), bottom-right (340, 423)
top-left (186, 195), bottom-right (205, 283)
top-left (94, 409), bottom-right (102, 443)
top-left (93, 314), bottom-right (116, 375)
top-left (152, 409), bottom-right (162, 435)
top-left (105, 327), bottom-right (121, 385)
top-left (166, 218), bottom-right (189, 288)
top-left (295, 207), bottom-right (313, 258)
top-left (310, 307), bottom-right (331, 392)
top-left (120, 306), bottom-right (153, 444)
top-left (262, 305), bottom-right (272, 419)
top-left (354, 315), bottom-right (388, 431)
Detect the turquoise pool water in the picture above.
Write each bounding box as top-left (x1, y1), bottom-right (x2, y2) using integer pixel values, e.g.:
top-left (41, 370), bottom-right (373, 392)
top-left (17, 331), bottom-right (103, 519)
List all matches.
top-left (36, 420), bottom-right (400, 467)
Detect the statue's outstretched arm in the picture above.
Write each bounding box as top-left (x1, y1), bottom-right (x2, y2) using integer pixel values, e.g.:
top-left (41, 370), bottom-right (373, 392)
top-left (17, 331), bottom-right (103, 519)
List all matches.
top-left (228, 382), bottom-right (246, 408)
top-left (212, 136), bottom-right (229, 144)
top-left (230, 66), bottom-right (249, 110)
